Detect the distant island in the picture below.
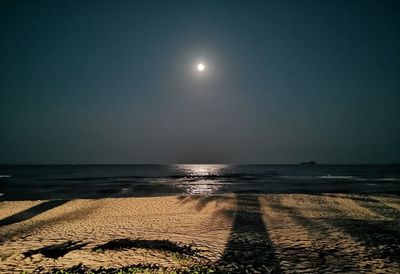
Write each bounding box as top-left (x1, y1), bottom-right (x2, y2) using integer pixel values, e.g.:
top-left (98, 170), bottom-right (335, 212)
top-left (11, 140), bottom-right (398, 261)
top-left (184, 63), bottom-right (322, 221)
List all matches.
top-left (300, 161), bottom-right (318, 166)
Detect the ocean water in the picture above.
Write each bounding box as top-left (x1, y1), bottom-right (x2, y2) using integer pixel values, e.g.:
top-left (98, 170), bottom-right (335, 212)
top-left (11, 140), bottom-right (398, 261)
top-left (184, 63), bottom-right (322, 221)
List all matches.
top-left (0, 164), bottom-right (400, 200)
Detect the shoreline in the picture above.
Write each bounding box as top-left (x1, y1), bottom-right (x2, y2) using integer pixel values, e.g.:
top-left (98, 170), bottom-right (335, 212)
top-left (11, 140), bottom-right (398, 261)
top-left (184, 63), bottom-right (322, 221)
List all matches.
top-left (0, 194), bottom-right (399, 273)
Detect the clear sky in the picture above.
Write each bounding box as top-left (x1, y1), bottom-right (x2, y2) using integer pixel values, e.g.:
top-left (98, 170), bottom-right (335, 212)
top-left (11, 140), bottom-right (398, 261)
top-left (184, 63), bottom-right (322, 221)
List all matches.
top-left (1, 0), bottom-right (399, 164)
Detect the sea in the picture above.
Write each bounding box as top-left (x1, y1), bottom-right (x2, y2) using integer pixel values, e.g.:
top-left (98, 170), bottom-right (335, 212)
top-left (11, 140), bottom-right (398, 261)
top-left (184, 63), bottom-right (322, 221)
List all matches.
top-left (1, 164), bottom-right (400, 200)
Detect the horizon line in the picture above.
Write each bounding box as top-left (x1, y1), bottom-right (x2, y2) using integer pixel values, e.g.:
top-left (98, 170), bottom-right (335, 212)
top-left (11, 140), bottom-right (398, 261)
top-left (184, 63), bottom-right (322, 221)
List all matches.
top-left (1, 162), bottom-right (399, 166)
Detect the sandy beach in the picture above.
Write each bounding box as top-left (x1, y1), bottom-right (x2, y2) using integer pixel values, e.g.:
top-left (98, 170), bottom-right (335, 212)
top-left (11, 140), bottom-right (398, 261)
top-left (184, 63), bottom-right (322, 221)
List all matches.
top-left (0, 194), bottom-right (399, 273)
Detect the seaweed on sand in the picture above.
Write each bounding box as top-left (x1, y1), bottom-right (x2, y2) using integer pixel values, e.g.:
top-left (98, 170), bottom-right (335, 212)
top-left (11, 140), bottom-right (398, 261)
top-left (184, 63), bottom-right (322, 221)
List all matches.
top-left (92, 238), bottom-right (197, 256)
top-left (23, 241), bottom-right (87, 259)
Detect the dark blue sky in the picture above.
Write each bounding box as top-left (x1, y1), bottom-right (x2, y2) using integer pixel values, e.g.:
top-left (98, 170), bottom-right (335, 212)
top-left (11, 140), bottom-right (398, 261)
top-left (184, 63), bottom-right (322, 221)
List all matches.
top-left (1, 0), bottom-right (399, 164)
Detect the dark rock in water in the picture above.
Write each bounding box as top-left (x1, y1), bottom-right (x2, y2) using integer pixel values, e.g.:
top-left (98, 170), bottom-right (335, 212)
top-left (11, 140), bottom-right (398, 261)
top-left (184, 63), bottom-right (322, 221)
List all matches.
top-left (300, 161), bottom-right (318, 166)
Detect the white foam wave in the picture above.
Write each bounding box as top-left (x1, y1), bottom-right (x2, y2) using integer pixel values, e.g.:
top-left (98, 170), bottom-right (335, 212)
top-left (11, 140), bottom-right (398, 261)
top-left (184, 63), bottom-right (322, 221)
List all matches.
top-left (376, 178), bottom-right (400, 182)
top-left (281, 175), bottom-right (400, 182)
top-left (319, 175), bottom-right (355, 179)
top-left (0, 175), bottom-right (11, 178)
top-left (280, 176), bottom-right (318, 180)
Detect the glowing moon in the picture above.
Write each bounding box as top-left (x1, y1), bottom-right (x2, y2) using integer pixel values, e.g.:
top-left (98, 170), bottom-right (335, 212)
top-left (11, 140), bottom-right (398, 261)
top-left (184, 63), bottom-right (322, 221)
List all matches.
top-left (197, 63), bottom-right (205, 71)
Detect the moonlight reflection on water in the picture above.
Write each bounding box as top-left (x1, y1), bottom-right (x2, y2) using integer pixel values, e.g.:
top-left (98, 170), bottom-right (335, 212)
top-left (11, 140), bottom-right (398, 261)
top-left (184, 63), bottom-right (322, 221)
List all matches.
top-left (174, 164), bottom-right (228, 194)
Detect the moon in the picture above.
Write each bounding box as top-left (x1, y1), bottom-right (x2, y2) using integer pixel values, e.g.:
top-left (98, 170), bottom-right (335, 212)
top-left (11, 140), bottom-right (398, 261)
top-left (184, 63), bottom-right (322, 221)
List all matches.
top-left (197, 63), bottom-right (205, 71)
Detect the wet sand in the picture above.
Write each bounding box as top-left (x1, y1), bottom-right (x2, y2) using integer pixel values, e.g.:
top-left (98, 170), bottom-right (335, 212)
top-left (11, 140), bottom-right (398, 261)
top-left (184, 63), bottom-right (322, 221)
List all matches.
top-left (0, 194), bottom-right (399, 273)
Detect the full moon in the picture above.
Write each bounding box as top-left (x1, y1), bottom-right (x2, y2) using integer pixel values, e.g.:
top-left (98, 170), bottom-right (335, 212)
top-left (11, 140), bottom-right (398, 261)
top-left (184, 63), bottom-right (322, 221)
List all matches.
top-left (197, 63), bottom-right (205, 71)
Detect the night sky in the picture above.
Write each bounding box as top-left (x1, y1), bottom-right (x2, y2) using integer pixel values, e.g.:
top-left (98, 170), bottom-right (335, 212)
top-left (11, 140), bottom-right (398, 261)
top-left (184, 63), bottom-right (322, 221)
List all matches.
top-left (1, 0), bottom-right (399, 164)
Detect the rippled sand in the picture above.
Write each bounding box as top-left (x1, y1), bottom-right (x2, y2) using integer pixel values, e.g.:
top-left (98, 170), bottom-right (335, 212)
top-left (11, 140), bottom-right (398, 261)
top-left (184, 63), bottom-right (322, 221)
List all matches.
top-left (0, 194), bottom-right (399, 273)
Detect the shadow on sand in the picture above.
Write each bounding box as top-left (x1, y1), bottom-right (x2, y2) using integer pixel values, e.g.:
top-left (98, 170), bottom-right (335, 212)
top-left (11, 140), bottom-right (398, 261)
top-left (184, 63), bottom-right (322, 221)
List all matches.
top-left (219, 195), bottom-right (280, 272)
top-left (0, 200), bottom-right (69, 227)
top-left (267, 194), bottom-right (400, 267)
top-left (0, 200), bottom-right (100, 243)
top-left (178, 195), bottom-right (280, 272)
